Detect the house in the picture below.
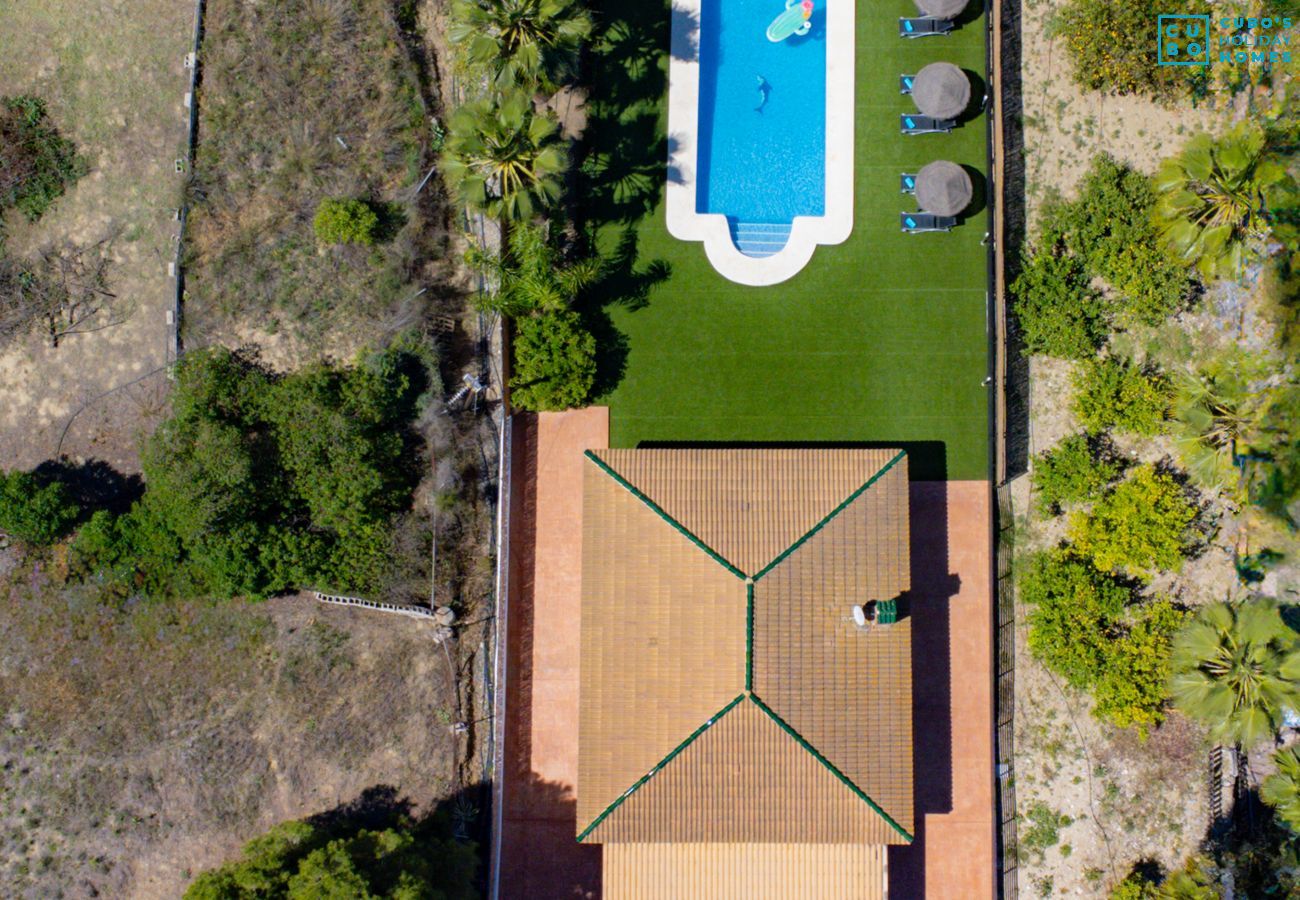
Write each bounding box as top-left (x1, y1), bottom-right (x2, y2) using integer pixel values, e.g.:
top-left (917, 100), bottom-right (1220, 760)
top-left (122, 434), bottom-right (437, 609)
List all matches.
top-left (576, 448), bottom-right (914, 898)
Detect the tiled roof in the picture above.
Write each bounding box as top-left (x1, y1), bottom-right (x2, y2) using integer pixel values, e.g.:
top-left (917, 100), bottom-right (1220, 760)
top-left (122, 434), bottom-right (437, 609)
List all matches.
top-left (602, 843), bottom-right (886, 899)
top-left (577, 449), bottom-right (913, 844)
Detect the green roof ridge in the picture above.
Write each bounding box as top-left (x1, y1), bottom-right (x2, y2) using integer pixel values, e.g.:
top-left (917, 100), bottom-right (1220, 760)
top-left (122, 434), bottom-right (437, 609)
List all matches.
top-left (750, 449), bottom-right (907, 582)
top-left (576, 693), bottom-right (746, 843)
top-left (745, 581), bottom-right (754, 691)
top-left (584, 450), bottom-right (747, 580)
top-left (748, 694), bottom-right (914, 842)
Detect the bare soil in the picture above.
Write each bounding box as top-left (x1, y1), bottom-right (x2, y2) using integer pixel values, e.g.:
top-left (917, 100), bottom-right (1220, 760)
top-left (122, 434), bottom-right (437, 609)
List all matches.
top-left (1017, 0), bottom-right (1225, 229)
top-left (0, 565), bottom-right (471, 899)
top-left (0, 0), bottom-right (191, 470)
top-left (1011, 3), bottom-right (1300, 896)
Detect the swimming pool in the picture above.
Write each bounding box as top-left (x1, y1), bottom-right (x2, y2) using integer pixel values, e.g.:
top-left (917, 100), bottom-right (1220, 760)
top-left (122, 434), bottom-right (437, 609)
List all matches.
top-left (666, 0), bottom-right (854, 284)
top-left (695, 0), bottom-right (827, 225)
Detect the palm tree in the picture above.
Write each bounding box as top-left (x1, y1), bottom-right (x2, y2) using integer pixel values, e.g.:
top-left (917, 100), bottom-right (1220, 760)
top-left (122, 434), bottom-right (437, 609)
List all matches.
top-left (449, 0), bottom-right (592, 92)
top-left (464, 221), bottom-right (600, 316)
top-left (1262, 746), bottom-right (1300, 833)
top-left (442, 92), bottom-right (565, 222)
top-left (1152, 122), bottom-right (1293, 279)
top-left (1169, 598), bottom-right (1300, 748)
top-left (1170, 352), bottom-right (1279, 493)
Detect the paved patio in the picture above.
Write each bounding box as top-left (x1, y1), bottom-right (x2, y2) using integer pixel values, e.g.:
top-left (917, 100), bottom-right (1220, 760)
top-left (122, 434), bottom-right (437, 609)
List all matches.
top-left (498, 408), bottom-right (609, 899)
top-left (496, 457), bottom-right (993, 898)
top-left (889, 480), bottom-right (995, 898)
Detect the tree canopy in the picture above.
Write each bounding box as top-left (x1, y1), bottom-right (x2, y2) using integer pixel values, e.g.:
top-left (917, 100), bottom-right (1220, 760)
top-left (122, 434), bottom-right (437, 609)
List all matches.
top-left (1170, 598), bottom-right (1300, 747)
top-left (184, 817), bottom-right (478, 900)
top-left (71, 346), bottom-right (431, 599)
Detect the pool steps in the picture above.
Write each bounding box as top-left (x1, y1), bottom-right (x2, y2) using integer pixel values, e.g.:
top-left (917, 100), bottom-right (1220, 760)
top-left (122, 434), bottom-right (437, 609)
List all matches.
top-left (729, 221), bottom-right (793, 258)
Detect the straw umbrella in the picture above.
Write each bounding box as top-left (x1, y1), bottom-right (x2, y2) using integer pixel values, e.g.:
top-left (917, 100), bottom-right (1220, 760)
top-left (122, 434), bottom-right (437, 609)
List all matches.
top-left (915, 160), bottom-right (973, 217)
top-left (913, 0), bottom-right (968, 19)
top-left (911, 62), bottom-right (971, 120)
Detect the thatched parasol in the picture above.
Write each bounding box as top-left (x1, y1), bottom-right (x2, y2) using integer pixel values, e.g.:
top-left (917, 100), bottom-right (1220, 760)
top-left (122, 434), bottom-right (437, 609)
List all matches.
top-left (912, 62), bottom-right (971, 119)
top-left (913, 0), bottom-right (969, 20)
top-left (915, 160), bottom-right (973, 216)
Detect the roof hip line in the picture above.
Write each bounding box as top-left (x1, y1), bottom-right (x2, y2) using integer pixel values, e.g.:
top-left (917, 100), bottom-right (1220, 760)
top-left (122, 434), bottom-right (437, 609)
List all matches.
top-left (750, 449), bottom-right (907, 582)
top-left (583, 450), bottom-right (747, 579)
top-left (576, 693), bottom-right (747, 843)
top-left (748, 693), bottom-right (914, 842)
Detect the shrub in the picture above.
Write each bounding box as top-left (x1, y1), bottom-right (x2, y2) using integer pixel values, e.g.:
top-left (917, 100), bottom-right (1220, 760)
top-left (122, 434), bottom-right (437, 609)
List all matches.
top-left (1091, 599), bottom-right (1185, 734)
top-left (1053, 0), bottom-right (1204, 99)
top-left (1069, 465), bottom-right (1197, 579)
top-left (313, 198), bottom-right (380, 246)
top-left (1032, 434), bottom-right (1121, 514)
top-left (73, 346), bottom-right (429, 599)
top-left (1072, 358), bottom-right (1171, 436)
top-left (1020, 549), bottom-right (1130, 688)
top-left (1020, 549), bottom-right (1181, 731)
top-left (0, 470), bottom-right (80, 544)
top-left (183, 817), bottom-right (477, 899)
top-left (0, 95), bottom-right (86, 222)
top-left (1011, 229), bottom-right (1108, 359)
top-left (1051, 155), bottom-right (1194, 326)
top-left (510, 310), bottom-right (596, 411)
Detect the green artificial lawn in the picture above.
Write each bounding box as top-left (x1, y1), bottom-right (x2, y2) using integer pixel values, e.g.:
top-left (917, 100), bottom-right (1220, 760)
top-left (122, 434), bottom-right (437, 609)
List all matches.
top-left (581, 0), bottom-right (991, 480)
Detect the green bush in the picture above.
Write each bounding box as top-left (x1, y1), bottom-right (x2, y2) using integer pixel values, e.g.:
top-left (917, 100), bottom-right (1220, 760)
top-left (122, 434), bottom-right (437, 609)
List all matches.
top-left (1032, 434), bottom-right (1121, 514)
top-left (1020, 549), bottom-right (1130, 689)
top-left (1091, 599), bottom-right (1185, 734)
top-left (1051, 155), bottom-right (1194, 326)
top-left (313, 198), bottom-right (380, 246)
top-left (0, 95), bottom-right (86, 222)
top-left (184, 817), bottom-right (477, 899)
top-left (1020, 548), bottom-right (1182, 731)
top-left (1011, 230), bottom-right (1108, 359)
top-left (1053, 0), bottom-right (1205, 99)
top-left (0, 470), bottom-right (80, 544)
top-left (510, 310), bottom-right (596, 412)
top-left (73, 346), bottom-right (429, 599)
top-left (1072, 358), bottom-right (1171, 436)
top-left (1069, 465), bottom-right (1197, 580)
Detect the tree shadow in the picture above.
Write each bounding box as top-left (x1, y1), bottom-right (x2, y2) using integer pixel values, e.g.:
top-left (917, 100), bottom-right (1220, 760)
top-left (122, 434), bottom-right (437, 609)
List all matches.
top-left (669, 3), bottom-right (700, 62)
top-left (371, 200), bottom-right (409, 244)
top-left (496, 771), bottom-right (602, 899)
top-left (31, 457), bottom-right (144, 517)
top-left (572, 0), bottom-right (675, 390)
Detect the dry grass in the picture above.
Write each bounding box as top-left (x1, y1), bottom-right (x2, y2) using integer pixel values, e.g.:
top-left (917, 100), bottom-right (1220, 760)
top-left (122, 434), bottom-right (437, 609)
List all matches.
top-left (0, 558), bottom-right (466, 898)
top-left (0, 0), bottom-right (192, 469)
top-left (185, 0), bottom-right (448, 359)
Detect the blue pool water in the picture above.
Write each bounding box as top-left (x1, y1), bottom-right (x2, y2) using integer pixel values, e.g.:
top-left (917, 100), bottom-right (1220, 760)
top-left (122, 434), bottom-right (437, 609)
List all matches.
top-left (695, 0), bottom-right (827, 229)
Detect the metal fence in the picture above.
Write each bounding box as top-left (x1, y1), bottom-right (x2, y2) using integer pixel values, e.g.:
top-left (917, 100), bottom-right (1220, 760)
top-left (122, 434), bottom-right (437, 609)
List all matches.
top-left (995, 483), bottom-right (1019, 899)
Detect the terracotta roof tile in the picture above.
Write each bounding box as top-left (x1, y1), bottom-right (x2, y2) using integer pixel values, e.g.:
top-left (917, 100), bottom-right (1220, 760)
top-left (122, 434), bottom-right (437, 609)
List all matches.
top-left (577, 449), bottom-right (913, 845)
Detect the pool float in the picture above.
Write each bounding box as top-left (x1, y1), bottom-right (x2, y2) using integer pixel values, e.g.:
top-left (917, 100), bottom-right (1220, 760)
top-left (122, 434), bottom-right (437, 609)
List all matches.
top-left (766, 0), bottom-right (813, 42)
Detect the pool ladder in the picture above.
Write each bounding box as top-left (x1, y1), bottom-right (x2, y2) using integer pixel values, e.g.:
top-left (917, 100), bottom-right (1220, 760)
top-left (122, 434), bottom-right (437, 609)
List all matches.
top-left (730, 221), bottom-right (792, 258)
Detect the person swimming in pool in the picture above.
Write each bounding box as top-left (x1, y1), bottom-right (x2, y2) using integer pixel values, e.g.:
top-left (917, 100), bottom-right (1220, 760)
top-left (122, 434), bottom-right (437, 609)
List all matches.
top-left (755, 75), bottom-right (771, 112)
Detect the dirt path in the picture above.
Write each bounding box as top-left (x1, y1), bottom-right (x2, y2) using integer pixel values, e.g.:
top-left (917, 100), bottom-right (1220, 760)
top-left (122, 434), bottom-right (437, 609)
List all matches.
top-left (0, 0), bottom-right (192, 469)
top-left (498, 408), bottom-right (608, 899)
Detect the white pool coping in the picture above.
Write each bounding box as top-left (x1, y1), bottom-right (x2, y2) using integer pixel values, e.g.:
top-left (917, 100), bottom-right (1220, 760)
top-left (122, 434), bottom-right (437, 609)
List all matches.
top-left (666, 0), bottom-right (855, 286)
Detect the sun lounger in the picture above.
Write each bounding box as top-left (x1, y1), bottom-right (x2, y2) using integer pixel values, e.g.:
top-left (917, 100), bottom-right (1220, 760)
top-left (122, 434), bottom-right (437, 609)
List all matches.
top-left (899, 16), bottom-right (954, 38)
top-left (900, 173), bottom-right (918, 194)
top-left (901, 211), bottom-right (956, 233)
top-left (900, 113), bottom-right (955, 135)
top-left (900, 74), bottom-right (916, 94)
